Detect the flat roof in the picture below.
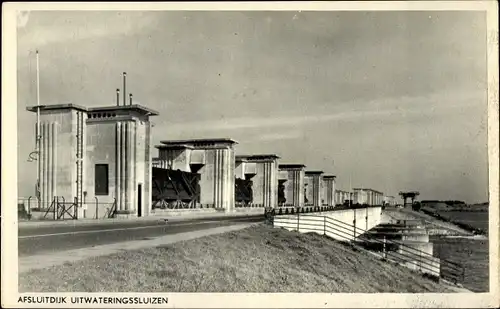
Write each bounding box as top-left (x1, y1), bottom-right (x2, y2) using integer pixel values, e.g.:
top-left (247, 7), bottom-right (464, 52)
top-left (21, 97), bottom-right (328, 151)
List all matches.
top-left (26, 103), bottom-right (159, 116)
top-left (279, 164), bottom-right (306, 169)
top-left (26, 104), bottom-right (87, 113)
top-left (89, 104), bottom-right (159, 116)
top-left (305, 171), bottom-right (324, 175)
top-left (353, 188), bottom-right (384, 194)
top-left (236, 154), bottom-right (280, 161)
top-left (155, 144), bottom-right (194, 150)
top-left (323, 175), bottom-right (337, 179)
top-left (160, 138), bottom-right (238, 147)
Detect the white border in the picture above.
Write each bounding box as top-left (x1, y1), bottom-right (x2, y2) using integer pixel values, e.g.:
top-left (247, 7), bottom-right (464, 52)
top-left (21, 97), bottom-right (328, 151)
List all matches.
top-left (2, 1), bottom-right (499, 308)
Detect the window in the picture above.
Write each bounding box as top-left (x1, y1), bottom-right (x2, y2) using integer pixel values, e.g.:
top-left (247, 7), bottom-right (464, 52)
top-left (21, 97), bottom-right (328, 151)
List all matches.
top-left (95, 164), bottom-right (109, 195)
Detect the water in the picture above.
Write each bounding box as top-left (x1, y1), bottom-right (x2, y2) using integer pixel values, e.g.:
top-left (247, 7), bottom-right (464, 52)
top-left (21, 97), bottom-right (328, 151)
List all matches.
top-left (437, 211), bottom-right (489, 233)
top-left (429, 210), bottom-right (489, 292)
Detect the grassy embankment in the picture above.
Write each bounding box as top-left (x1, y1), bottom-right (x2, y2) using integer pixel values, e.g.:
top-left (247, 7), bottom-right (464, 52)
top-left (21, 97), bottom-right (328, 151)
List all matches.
top-left (20, 224), bottom-right (459, 293)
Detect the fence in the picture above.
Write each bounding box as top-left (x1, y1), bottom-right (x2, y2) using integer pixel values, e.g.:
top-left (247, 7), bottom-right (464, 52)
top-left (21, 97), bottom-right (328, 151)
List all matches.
top-left (235, 202), bottom-right (265, 208)
top-left (80, 197), bottom-right (117, 219)
top-left (18, 196), bottom-right (119, 220)
top-left (152, 200), bottom-right (218, 210)
top-left (43, 197), bottom-right (78, 220)
top-left (273, 213), bottom-right (464, 284)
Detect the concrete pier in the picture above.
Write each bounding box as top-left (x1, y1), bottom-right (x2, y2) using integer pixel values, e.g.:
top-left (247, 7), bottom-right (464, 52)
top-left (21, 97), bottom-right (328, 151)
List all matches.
top-left (157, 138), bottom-right (237, 211)
top-left (304, 171), bottom-right (323, 206)
top-left (278, 164), bottom-right (305, 207)
top-left (322, 175), bottom-right (336, 206)
top-left (235, 154), bottom-right (280, 208)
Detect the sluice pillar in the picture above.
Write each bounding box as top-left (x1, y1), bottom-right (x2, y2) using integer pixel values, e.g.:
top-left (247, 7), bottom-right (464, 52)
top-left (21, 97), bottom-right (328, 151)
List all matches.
top-left (278, 164), bottom-right (305, 207)
top-left (322, 175), bottom-right (336, 206)
top-left (27, 102), bottom-right (158, 219)
top-left (87, 105), bottom-right (157, 218)
top-left (235, 154), bottom-right (280, 208)
top-left (305, 171), bottom-right (323, 207)
top-left (157, 139), bottom-right (237, 211)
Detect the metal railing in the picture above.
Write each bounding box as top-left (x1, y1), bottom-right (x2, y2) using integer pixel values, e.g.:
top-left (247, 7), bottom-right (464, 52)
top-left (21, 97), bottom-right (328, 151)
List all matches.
top-left (153, 202), bottom-right (219, 210)
top-left (80, 197), bottom-right (117, 219)
top-left (235, 202), bottom-right (265, 208)
top-left (273, 213), bottom-right (464, 284)
top-left (270, 205), bottom-right (336, 215)
top-left (43, 196), bottom-right (78, 220)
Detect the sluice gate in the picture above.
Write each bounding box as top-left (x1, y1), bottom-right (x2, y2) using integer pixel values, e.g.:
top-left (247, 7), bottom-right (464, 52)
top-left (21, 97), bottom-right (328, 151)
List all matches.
top-left (235, 178), bottom-right (254, 207)
top-left (151, 167), bottom-right (201, 209)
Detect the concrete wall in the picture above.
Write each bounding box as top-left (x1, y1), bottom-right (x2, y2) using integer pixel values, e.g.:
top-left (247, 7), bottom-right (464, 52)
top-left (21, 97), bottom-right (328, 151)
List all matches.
top-left (274, 206), bottom-right (383, 241)
top-left (158, 147), bottom-right (192, 171)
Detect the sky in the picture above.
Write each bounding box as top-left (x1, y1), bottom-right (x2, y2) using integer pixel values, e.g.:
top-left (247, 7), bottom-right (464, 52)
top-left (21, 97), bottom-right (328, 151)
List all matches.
top-left (16, 10), bottom-right (489, 203)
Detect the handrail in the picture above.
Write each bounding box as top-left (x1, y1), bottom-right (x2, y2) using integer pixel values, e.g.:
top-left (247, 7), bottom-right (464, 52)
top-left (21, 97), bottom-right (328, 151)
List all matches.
top-left (273, 213), bottom-right (464, 282)
top-left (277, 219), bottom-right (463, 282)
top-left (276, 217), bottom-right (444, 277)
top-left (323, 222), bottom-right (447, 278)
top-left (314, 214), bottom-right (461, 269)
top-left (290, 214), bottom-right (462, 269)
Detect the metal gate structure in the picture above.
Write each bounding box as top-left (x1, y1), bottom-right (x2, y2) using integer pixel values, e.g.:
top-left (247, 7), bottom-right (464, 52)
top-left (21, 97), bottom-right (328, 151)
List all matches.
top-left (235, 178), bottom-right (253, 207)
top-left (43, 196), bottom-right (78, 220)
top-left (278, 179), bottom-right (287, 206)
top-left (151, 167), bottom-right (201, 209)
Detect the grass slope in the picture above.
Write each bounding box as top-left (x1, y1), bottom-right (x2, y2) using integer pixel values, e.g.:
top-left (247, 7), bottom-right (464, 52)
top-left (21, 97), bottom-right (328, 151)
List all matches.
top-left (20, 224), bottom-right (456, 293)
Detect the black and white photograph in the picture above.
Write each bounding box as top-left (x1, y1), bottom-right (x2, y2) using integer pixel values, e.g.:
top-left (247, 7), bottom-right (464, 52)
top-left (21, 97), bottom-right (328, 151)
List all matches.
top-left (2, 1), bottom-right (499, 308)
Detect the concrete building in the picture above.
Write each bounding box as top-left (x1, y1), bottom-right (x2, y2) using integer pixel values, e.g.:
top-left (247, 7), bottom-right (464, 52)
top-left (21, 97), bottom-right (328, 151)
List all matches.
top-left (383, 195), bottom-right (396, 206)
top-left (353, 188), bottom-right (384, 206)
top-left (235, 154), bottom-right (280, 208)
top-left (304, 171), bottom-right (324, 206)
top-left (278, 164), bottom-right (306, 207)
top-left (27, 103), bottom-right (158, 218)
top-left (335, 190), bottom-right (351, 205)
top-left (322, 175), bottom-right (336, 206)
top-left (156, 138), bottom-right (237, 211)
